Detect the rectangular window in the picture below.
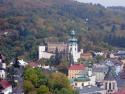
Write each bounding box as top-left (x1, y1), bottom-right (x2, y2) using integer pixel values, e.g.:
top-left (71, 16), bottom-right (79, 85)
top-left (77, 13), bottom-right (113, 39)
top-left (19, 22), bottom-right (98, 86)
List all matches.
top-left (75, 83), bottom-right (77, 86)
top-left (113, 83), bottom-right (115, 89)
top-left (105, 82), bottom-right (107, 90)
top-left (82, 83), bottom-right (84, 86)
top-left (109, 83), bottom-right (112, 90)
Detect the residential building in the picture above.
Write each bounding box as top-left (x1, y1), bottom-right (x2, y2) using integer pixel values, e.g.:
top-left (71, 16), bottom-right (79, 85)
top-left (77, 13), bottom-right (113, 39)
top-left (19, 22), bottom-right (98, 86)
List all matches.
top-left (80, 52), bottom-right (93, 61)
top-left (0, 80), bottom-right (12, 94)
top-left (93, 64), bottom-right (108, 82)
top-left (68, 64), bottom-right (85, 79)
top-left (113, 88), bottom-right (125, 94)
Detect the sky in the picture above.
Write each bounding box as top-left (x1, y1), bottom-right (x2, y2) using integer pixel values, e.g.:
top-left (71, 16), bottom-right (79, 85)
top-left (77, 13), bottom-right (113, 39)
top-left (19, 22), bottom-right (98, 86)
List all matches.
top-left (76, 0), bottom-right (125, 7)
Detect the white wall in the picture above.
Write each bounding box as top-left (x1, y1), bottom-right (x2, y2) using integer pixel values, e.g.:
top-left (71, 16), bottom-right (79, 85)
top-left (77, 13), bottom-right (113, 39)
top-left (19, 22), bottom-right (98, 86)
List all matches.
top-left (89, 75), bottom-right (96, 86)
top-left (0, 70), bottom-right (6, 79)
top-left (2, 86), bottom-right (12, 94)
top-left (39, 46), bottom-right (54, 59)
top-left (94, 72), bottom-right (105, 82)
top-left (73, 81), bottom-right (90, 89)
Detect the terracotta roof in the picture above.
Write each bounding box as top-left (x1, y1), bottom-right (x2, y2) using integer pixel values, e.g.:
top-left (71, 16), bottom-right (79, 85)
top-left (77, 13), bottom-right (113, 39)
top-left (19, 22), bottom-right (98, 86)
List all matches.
top-left (28, 62), bottom-right (40, 67)
top-left (113, 88), bottom-right (125, 94)
top-left (68, 64), bottom-right (85, 70)
top-left (81, 53), bottom-right (92, 56)
top-left (0, 80), bottom-right (11, 90)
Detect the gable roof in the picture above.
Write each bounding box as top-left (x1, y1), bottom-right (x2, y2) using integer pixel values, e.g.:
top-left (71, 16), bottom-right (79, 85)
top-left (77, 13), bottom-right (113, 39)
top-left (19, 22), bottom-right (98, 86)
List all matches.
top-left (0, 80), bottom-right (11, 90)
top-left (113, 88), bottom-right (125, 94)
top-left (68, 64), bottom-right (85, 70)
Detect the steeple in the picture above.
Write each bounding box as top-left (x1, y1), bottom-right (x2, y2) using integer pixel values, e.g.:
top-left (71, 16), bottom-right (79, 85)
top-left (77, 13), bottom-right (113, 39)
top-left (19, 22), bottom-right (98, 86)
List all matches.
top-left (68, 30), bottom-right (78, 63)
top-left (88, 61), bottom-right (93, 77)
top-left (69, 30), bottom-right (77, 45)
top-left (0, 54), bottom-right (6, 79)
top-left (103, 66), bottom-right (118, 93)
top-left (104, 66), bottom-right (116, 81)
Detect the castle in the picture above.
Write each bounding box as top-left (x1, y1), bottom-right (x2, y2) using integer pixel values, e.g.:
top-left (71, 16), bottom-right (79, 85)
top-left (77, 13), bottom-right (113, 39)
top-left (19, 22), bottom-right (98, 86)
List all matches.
top-left (38, 30), bottom-right (83, 63)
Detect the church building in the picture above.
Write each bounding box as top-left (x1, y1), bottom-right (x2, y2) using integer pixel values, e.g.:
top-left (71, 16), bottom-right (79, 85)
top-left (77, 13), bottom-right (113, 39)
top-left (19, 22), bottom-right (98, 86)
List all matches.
top-left (39, 30), bottom-right (83, 63)
top-left (68, 30), bottom-right (83, 63)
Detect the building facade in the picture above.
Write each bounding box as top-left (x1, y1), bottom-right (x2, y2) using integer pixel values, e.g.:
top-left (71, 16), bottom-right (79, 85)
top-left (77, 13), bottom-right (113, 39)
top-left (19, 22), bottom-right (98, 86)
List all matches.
top-left (102, 66), bottom-right (118, 94)
top-left (68, 64), bottom-right (85, 79)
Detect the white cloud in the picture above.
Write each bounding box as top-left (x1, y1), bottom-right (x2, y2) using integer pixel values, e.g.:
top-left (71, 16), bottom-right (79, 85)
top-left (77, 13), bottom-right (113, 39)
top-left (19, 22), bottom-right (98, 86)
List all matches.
top-left (76, 0), bottom-right (125, 7)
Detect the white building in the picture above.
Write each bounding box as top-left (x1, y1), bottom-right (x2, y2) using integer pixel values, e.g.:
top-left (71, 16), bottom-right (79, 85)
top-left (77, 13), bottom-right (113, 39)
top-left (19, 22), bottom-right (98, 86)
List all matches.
top-left (39, 46), bottom-right (54, 59)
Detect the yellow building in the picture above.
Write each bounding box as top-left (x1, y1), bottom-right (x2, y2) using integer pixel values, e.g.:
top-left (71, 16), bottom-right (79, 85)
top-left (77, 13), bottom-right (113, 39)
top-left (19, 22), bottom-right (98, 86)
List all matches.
top-left (68, 64), bottom-right (85, 79)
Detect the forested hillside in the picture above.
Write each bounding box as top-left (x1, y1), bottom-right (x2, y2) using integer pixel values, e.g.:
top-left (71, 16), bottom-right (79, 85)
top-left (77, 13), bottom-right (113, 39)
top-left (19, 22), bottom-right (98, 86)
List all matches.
top-left (0, 0), bottom-right (125, 61)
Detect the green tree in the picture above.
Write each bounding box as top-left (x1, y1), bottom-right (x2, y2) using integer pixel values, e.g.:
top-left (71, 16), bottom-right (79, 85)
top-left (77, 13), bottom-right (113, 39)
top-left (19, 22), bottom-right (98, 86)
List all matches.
top-left (95, 55), bottom-right (104, 64)
top-left (23, 80), bottom-right (34, 93)
top-left (37, 85), bottom-right (50, 94)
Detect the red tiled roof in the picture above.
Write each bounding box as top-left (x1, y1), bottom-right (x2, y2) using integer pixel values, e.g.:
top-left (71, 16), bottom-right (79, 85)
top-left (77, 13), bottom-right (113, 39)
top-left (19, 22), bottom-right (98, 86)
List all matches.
top-left (68, 64), bottom-right (85, 70)
top-left (81, 52), bottom-right (92, 56)
top-left (28, 62), bottom-right (40, 67)
top-left (0, 80), bottom-right (11, 90)
top-left (113, 88), bottom-right (125, 94)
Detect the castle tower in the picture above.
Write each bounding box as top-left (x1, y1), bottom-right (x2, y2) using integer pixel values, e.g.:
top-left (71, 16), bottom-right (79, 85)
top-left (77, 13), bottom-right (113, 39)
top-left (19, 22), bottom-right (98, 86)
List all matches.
top-left (68, 30), bottom-right (78, 63)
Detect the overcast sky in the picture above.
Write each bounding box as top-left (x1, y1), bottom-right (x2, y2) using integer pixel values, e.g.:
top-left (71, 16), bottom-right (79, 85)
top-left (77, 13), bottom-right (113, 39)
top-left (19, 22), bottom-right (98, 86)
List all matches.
top-left (76, 0), bottom-right (125, 7)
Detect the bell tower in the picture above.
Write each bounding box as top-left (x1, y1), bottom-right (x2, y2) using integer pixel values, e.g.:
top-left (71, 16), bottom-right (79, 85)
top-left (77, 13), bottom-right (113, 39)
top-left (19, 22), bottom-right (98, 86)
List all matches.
top-left (68, 30), bottom-right (78, 63)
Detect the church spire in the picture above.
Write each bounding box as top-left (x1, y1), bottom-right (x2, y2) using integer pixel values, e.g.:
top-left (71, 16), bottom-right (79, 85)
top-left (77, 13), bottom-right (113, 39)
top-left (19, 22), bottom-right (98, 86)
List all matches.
top-left (68, 30), bottom-right (78, 63)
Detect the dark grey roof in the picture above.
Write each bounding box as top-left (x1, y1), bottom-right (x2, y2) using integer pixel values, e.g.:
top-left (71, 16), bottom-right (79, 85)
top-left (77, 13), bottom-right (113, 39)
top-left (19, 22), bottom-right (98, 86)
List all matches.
top-left (104, 66), bottom-right (116, 81)
top-left (79, 86), bottom-right (105, 93)
top-left (93, 64), bottom-right (108, 73)
top-left (116, 75), bottom-right (125, 88)
top-left (0, 68), bottom-right (6, 71)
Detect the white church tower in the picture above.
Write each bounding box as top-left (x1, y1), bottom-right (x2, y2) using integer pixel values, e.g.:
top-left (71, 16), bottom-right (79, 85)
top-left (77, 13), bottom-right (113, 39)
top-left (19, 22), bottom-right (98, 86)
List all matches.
top-left (68, 30), bottom-right (78, 63)
top-left (0, 54), bottom-right (6, 79)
